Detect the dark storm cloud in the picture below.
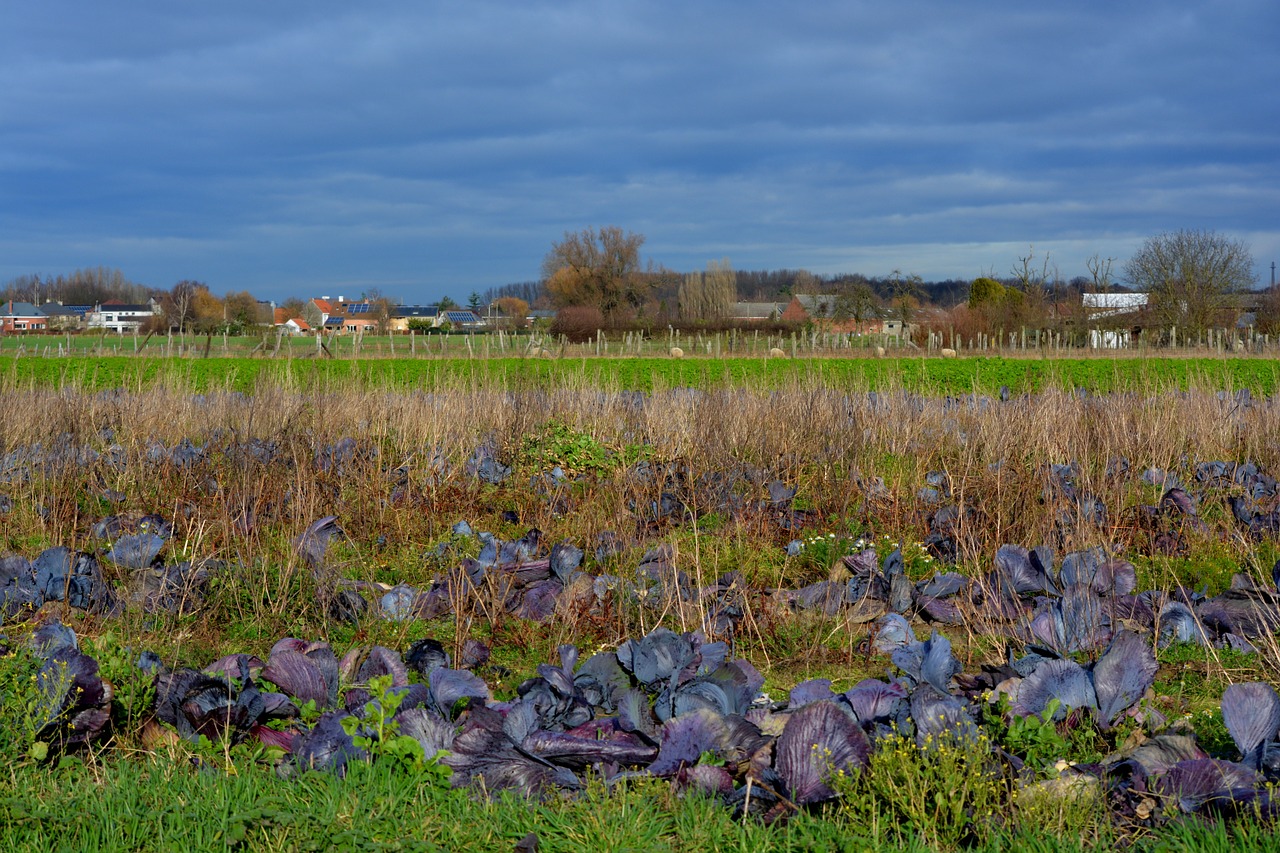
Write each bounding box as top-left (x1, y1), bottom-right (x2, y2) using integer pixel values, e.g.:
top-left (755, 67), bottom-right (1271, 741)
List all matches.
top-left (1, 1), bottom-right (1276, 299)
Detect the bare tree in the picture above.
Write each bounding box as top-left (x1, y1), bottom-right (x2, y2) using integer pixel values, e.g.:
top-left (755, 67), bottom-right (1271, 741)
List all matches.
top-left (161, 280), bottom-right (202, 332)
top-left (677, 272), bottom-right (703, 322)
top-left (703, 259), bottom-right (735, 321)
top-left (678, 259), bottom-right (735, 322)
top-left (1124, 229), bottom-right (1256, 337)
top-left (834, 281), bottom-right (879, 329)
top-left (1011, 246), bottom-right (1051, 304)
top-left (365, 287), bottom-right (397, 335)
top-left (1256, 285), bottom-right (1280, 336)
top-left (886, 269), bottom-right (924, 327)
top-left (1086, 254), bottom-right (1115, 293)
top-left (790, 270), bottom-right (821, 297)
top-left (279, 297), bottom-right (307, 319)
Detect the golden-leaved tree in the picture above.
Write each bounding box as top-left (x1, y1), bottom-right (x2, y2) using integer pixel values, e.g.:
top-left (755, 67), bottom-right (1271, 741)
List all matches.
top-left (542, 226), bottom-right (655, 321)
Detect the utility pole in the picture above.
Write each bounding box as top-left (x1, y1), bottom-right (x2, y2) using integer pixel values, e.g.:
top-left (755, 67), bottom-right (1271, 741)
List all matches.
top-left (1271, 261), bottom-right (1275, 288)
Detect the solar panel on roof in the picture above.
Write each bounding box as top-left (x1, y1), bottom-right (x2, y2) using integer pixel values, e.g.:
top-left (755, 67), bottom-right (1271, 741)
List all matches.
top-left (348, 303), bottom-right (369, 313)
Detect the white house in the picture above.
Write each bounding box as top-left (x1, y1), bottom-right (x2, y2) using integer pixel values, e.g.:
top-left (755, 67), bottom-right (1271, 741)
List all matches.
top-left (1082, 292), bottom-right (1147, 318)
top-left (1082, 292), bottom-right (1147, 348)
top-left (87, 301), bottom-right (160, 333)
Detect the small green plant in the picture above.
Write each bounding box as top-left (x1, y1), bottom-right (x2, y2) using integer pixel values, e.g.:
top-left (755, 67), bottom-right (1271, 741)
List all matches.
top-left (1188, 706), bottom-right (1235, 757)
top-left (517, 420), bottom-right (615, 478)
top-left (81, 632), bottom-right (156, 737)
top-left (0, 645), bottom-right (68, 764)
top-left (340, 674), bottom-right (450, 786)
top-left (788, 532), bottom-right (867, 576)
top-left (984, 696), bottom-right (1069, 769)
top-left (834, 727), bottom-right (1006, 851)
top-left (696, 750), bottom-right (725, 767)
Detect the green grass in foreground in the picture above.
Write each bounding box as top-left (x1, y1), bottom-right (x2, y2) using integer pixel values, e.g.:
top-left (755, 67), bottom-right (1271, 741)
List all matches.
top-left (2, 755), bottom-right (1276, 853)
top-left (3, 353), bottom-right (1280, 395)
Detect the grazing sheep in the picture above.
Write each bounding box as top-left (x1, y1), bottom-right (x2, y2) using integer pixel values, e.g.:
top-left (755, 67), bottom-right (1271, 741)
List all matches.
top-left (768, 347), bottom-right (786, 358)
top-left (940, 348), bottom-right (958, 358)
top-left (669, 346), bottom-right (685, 358)
top-left (874, 346), bottom-right (886, 357)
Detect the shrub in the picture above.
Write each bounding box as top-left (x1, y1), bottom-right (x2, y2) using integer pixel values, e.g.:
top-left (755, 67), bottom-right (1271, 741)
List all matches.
top-left (551, 306), bottom-right (605, 343)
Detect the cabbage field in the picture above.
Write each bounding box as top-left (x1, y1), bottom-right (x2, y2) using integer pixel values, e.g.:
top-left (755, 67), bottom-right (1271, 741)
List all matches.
top-left (2, 356), bottom-right (1280, 851)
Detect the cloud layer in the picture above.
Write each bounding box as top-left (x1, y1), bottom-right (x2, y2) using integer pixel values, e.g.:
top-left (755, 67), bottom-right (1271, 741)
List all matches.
top-left (2, 2), bottom-right (1277, 300)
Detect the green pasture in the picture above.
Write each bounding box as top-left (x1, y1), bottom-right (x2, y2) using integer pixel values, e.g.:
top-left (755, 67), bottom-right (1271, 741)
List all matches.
top-left (2, 353), bottom-right (1279, 396)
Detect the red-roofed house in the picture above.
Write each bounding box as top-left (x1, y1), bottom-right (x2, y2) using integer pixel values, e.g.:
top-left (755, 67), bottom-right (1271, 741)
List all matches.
top-left (302, 298), bottom-right (339, 329)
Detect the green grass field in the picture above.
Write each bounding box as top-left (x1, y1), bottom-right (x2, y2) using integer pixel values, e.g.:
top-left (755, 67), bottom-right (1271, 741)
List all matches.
top-left (5, 757), bottom-right (1276, 853)
top-left (3, 353), bottom-right (1280, 395)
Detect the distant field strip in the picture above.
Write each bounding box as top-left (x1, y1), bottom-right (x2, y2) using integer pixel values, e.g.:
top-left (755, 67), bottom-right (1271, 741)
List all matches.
top-left (3, 354), bottom-right (1279, 394)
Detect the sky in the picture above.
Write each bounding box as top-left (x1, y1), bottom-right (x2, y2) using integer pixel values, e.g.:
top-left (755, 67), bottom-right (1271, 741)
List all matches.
top-left (2, 1), bottom-right (1278, 303)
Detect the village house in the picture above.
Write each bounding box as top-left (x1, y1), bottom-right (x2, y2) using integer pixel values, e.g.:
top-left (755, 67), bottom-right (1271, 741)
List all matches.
top-left (1081, 292), bottom-right (1148, 318)
top-left (86, 300), bottom-right (159, 333)
top-left (272, 308), bottom-right (311, 335)
top-left (301, 295), bottom-right (486, 333)
top-left (441, 309), bottom-right (485, 330)
top-left (731, 301), bottom-right (786, 322)
top-left (1081, 292), bottom-right (1148, 348)
top-left (389, 305), bottom-right (440, 333)
top-left (1, 301), bottom-right (48, 332)
top-left (780, 294), bottom-right (890, 334)
top-left (303, 297), bottom-right (338, 328)
top-left (40, 303), bottom-right (91, 331)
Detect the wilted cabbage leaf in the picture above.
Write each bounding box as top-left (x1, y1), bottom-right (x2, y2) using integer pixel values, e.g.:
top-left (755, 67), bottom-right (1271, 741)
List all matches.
top-left (774, 700), bottom-right (870, 805)
top-left (1092, 630), bottom-right (1156, 725)
top-left (1221, 682), bottom-right (1280, 766)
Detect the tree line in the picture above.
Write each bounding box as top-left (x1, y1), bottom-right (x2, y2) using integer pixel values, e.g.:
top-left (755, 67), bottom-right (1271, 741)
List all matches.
top-left (1, 267), bottom-right (152, 307)
top-left (535, 226), bottom-right (1270, 341)
top-left (4, 228), bottom-right (1269, 341)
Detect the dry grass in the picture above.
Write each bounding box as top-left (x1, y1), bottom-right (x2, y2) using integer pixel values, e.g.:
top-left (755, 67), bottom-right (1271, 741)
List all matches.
top-left (1, 369), bottom-right (1278, 689)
